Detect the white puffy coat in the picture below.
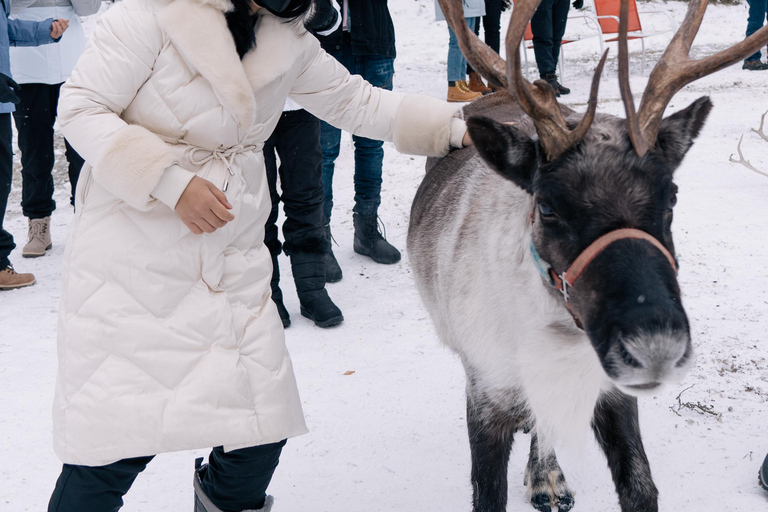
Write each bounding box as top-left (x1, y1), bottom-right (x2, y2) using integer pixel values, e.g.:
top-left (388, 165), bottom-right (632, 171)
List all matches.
top-left (56, 0), bottom-right (462, 466)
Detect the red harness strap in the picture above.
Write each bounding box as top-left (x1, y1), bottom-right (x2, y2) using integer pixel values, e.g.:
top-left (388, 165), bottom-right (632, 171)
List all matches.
top-left (545, 228), bottom-right (678, 330)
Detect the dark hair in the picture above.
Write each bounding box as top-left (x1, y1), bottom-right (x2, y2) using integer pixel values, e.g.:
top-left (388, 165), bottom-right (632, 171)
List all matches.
top-left (256, 0), bottom-right (312, 19)
top-left (226, 0), bottom-right (313, 59)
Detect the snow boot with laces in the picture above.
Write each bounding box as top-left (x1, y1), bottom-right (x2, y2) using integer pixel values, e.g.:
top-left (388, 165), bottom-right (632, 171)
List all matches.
top-left (22, 216), bottom-right (51, 258)
top-left (353, 213), bottom-right (401, 264)
top-left (0, 263), bottom-right (36, 290)
top-left (286, 238), bottom-right (343, 328)
top-left (193, 459), bottom-right (274, 512)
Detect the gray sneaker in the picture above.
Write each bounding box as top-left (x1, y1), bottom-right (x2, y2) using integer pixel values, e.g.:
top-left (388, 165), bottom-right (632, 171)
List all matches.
top-left (22, 216), bottom-right (52, 258)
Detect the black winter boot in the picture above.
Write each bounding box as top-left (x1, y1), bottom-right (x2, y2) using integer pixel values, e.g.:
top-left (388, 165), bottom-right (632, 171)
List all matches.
top-left (286, 239), bottom-right (344, 328)
top-left (353, 213), bottom-right (401, 264)
top-left (543, 73), bottom-right (570, 96)
top-left (270, 253), bottom-right (291, 328)
top-left (325, 225), bottom-right (342, 283)
top-left (193, 458), bottom-right (274, 511)
top-left (760, 452), bottom-right (768, 492)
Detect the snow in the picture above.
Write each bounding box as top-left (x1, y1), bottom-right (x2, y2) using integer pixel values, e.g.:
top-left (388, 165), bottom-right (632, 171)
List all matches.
top-left (1, 0), bottom-right (768, 510)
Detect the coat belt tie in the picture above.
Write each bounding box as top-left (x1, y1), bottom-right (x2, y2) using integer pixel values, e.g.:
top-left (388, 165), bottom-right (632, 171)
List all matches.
top-left (183, 142), bottom-right (261, 192)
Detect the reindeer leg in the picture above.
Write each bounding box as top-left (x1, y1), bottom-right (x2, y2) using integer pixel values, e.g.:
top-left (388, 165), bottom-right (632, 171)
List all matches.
top-left (466, 383), bottom-right (520, 512)
top-left (524, 433), bottom-right (575, 512)
top-left (592, 392), bottom-right (659, 512)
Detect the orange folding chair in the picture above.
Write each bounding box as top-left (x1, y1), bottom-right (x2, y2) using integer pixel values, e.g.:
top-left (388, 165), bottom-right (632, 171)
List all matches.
top-left (592, 0), bottom-right (676, 70)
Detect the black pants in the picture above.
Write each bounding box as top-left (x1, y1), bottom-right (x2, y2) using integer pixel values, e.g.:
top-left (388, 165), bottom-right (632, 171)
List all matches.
top-left (48, 441), bottom-right (286, 512)
top-left (530, 0), bottom-right (570, 76)
top-left (470, 0), bottom-right (504, 65)
top-left (12, 82), bottom-right (84, 219)
top-left (0, 113), bottom-right (14, 269)
top-left (264, 108), bottom-right (327, 256)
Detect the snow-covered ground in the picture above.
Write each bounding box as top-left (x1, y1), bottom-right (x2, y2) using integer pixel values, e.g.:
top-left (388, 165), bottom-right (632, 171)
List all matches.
top-left (2, 0), bottom-right (768, 510)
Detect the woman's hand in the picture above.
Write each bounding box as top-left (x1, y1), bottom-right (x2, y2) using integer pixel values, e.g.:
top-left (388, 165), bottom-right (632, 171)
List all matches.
top-left (50, 19), bottom-right (69, 40)
top-left (175, 176), bottom-right (235, 234)
top-left (462, 130), bottom-right (473, 147)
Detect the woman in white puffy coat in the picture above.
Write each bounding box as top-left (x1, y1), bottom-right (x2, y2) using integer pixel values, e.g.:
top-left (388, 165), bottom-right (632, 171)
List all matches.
top-left (48, 0), bottom-right (470, 510)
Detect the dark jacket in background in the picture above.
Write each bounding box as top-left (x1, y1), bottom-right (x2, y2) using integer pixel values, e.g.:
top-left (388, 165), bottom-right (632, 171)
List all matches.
top-left (316, 0), bottom-right (396, 58)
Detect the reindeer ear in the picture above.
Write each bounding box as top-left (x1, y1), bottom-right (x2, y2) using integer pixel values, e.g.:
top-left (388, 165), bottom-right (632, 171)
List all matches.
top-left (653, 96), bottom-right (713, 171)
top-left (466, 116), bottom-right (539, 194)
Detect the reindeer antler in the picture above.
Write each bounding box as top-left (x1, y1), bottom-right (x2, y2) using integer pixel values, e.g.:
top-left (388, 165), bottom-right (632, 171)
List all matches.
top-left (437, 0), bottom-right (608, 162)
top-left (729, 111), bottom-right (768, 178)
top-left (621, 0), bottom-right (768, 156)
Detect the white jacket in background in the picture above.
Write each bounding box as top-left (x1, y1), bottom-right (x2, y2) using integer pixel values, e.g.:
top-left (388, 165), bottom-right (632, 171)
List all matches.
top-left (56, 0), bottom-right (463, 466)
top-left (10, 0), bottom-right (102, 84)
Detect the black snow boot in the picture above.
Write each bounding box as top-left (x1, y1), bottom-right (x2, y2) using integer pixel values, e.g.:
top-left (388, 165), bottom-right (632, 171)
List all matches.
top-left (193, 458), bottom-right (274, 512)
top-left (760, 452), bottom-right (768, 492)
top-left (353, 213), bottom-right (401, 264)
top-left (325, 225), bottom-right (342, 283)
top-left (286, 238), bottom-right (344, 328)
top-left (543, 73), bottom-right (570, 96)
top-left (270, 252), bottom-right (290, 328)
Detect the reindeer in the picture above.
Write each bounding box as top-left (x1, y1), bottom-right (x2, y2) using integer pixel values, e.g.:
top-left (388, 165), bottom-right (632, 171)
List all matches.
top-left (407, 1), bottom-right (768, 511)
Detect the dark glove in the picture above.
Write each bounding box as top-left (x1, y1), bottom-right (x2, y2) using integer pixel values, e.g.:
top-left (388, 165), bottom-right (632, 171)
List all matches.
top-left (305, 0), bottom-right (338, 34)
top-left (572, 0), bottom-right (584, 9)
top-left (501, 0), bottom-right (512, 12)
top-left (0, 73), bottom-right (21, 105)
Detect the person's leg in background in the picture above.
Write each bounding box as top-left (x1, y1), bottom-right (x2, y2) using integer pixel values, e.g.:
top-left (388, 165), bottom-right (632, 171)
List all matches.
top-left (351, 53), bottom-right (402, 264)
top-left (549, 0), bottom-right (571, 94)
top-left (447, 18), bottom-right (483, 102)
top-left (13, 83), bottom-right (55, 257)
top-left (47, 456), bottom-right (154, 512)
top-left (531, 0), bottom-right (569, 96)
top-left (467, 0), bottom-right (501, 94)
top-left (319, 35), bottom-right (355, 282)
top-left (263, 126), bottom-right (291, 328)
top-left (0, 112), bottom-right (35, 290)
top-left (278, 109), bottom-right (343, 328)
top-left (743, 0), bottom-right (768, 69)
top-left (195, 441), bottom-right (286, 512)
top-left (50, 83), bottom-right (84, 207)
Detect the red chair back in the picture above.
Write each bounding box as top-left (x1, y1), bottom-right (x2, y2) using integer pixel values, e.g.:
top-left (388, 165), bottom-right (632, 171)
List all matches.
top-left (594, 0), bottom-right (643, 33)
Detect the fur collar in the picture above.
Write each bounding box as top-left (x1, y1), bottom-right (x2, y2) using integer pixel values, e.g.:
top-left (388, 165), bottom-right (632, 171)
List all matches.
top-left (157, 0), bottom-right (306, 132)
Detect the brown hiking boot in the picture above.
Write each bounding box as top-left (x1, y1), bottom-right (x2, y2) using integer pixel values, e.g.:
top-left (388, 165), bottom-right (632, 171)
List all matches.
top-left (447, 80), bottom-right (482, 103)
top-left (0, 263), bottom-right (36, 290)
top-left (468, 72), bottom-right (493, 95)
top-left (23, 216), bottom-right (52, 258)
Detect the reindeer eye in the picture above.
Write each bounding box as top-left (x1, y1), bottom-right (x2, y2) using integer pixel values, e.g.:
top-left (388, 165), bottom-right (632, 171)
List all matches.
top-left (538, 202), bottom-right (555, 218)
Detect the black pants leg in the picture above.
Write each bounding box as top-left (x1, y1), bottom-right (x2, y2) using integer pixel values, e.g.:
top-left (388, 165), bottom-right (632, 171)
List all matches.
top-left (200, 441), bottom-right (286, 512)
top-left (265, 109), bottom-right (327, 252)
top-left (13, 83), bottom-right (84, 219)
top-left (0, 113), bottom-right (14, 270)
top-left (48, 455), bottom-right (155, 512)
top-left (531, 0), bottom-right (569, 77)
top-left (47, 441), bottom-right (285, 512)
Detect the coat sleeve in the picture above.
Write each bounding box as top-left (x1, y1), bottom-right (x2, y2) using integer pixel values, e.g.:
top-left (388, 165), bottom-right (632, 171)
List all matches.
top-left (289, 38), bottom-right (462, 158)
top-left (57, 2), bottom-right (181, 210)
top-left (7, 17), bottom-right (55, 46)
top-left (71, 0), bottom-right (103, 17)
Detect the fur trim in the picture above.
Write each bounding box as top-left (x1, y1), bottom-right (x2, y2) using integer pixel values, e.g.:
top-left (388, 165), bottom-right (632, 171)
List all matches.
top-left (242, 12), bottom-right (307, 92)
top-left (283, 237), bottom-right (330, 256)
top-left (194, 0), bottom-right (234, 12)
top-left (94, 125), bottom-right (177, 210)
top-left (158, 0), bottom-right (256, 130)
top-left (393, 94), bottom-right (463, 157)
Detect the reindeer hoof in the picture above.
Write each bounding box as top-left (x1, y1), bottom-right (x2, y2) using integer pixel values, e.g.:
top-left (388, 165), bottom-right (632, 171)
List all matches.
top-left (530, 493), bottom-right (552, 512)
top-left (556, 493), bottom-right (575, 512)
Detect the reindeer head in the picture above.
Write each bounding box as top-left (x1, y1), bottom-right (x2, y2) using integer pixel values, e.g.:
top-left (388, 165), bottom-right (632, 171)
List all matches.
top-left (438, 0), bottom-right (768, 395)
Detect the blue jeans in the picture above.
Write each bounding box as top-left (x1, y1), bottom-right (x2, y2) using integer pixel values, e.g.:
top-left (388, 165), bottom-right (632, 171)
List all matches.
top-left (448, 17), bottom-right (478, 82)
top-left (745, 0), bottom-right (768, 62)
top-left (320, 33), bottom-right (395, 222)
